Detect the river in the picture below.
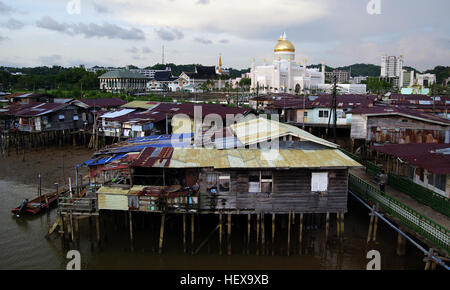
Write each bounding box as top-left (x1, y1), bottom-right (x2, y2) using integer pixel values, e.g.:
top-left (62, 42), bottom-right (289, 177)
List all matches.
top-left (0, 147), bottom-right (426, 270)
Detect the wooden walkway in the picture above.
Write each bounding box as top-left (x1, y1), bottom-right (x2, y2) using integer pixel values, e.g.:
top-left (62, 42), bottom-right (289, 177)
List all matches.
top-left (350, 167), bottom-right (450, 230)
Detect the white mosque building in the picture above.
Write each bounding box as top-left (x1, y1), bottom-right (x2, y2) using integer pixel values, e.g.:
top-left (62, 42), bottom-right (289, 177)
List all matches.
top-left (251, 33), bottom-right (326, 94)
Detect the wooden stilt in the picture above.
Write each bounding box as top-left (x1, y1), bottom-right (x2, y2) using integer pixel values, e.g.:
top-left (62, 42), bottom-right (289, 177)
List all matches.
top-left (340, 213), bottom-right (345, 241)
top-left (372, 215), bottom-right (378, 242)
top-left (396, 232), bottom-right (406, 256)
top-left (287, 212), bottom-right (291, 256)
top-left (298, 213), bottom-right (303, 255)
top-left (74, 217), bottom-right (80, 247)
top-left (70, 213), bottom-right (74, 242)
top-left (191, 214), bottom-right (195, 254)
top-left (336, 213), bottom-right (341, 239)
top-left (261, 213), bottom-right (265, 255)
top-left (159, 214), bottom-right (166, 254)
top-left (325, 212), bottom-right (330, 242)
top-left (256, 213), bottom-right (260, 256)
top-left (247, 214), bottom-right (251, 255)
top-left (183, 214), bottom-right (187, 253)
top-left (227, 214), bottom-right (231, 256)
top-left (271, 213), bottom-right (275, 256)
top-left (367, 207), bottom-right (375, 244)
top-left (219, 214), bottom-right (223, 256)
top-left (95, 215), bottom-right (100, 245)
top-left (129, 211), bottom-right (134, 251)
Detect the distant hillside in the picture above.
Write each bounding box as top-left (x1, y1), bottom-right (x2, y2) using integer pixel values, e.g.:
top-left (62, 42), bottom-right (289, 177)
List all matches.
top-left (335, 64), bottom-right (381, 77)
top-left (424, 66), bottom-right (450, 84)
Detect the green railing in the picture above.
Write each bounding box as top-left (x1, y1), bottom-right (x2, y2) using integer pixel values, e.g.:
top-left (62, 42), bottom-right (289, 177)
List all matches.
top-left (341, 149), bottom-right (450, 217)
top-left (388, 173), bottom-right (450, 217)
top-left (349, 173), bottom-right (450, 254)
top-left (365, 161), bottom-right (382, 177)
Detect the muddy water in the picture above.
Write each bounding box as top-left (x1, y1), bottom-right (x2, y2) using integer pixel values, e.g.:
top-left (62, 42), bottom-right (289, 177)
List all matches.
top-left (0, 148), bottom-right (426, 270)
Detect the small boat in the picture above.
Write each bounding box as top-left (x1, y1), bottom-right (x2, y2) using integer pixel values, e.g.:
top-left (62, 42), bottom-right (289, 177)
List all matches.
top-left (11, 192), bottom-right (60, 216)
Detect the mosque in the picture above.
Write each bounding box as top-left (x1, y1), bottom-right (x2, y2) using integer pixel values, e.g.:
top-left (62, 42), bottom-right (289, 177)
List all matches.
top-left (250, 33), bottom-right (326, 94)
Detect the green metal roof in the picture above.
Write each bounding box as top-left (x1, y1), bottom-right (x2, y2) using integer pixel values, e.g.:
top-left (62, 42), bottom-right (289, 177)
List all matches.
top-left (99, 70), bottom-right (148, 79)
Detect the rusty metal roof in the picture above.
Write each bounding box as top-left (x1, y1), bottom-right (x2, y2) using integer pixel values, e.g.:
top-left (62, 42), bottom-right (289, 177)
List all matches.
top-left (229, 117), bottom-right (339, 148)
top-left (130, 147), bottom-right (361, 169)
top-left (371, 143), bottom-right (450, 174)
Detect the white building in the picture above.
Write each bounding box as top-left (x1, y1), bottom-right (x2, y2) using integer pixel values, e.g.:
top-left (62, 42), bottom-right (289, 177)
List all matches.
top-left (251, 33), bottom-right (325, 94)
top-left (416, 73), bottom-right (436, 87)
top-left (317, 84), bottom-right (367, 94)
top-left (381, 55), bottom-right (404, 78)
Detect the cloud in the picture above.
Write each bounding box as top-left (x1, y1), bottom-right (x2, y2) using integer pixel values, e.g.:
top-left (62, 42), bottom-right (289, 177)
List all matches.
top-left (155, 27), bottom-right (184, 41)
top-left (39, 54), bottom-right (63, 66)
top-left (0, 1), bottom-right (13, 15)
top-left (36, 16), bottom-right (145, 40)
top-left (108, 0), bottom-right (328, 39)
top-left (142, 46), bottom-right (152, 54)
top-left (127, 46), bottom-right (139, 54)
top-left (219, 39), bottom-right (229, 44)
top-left (0, 35), bottom-right (7, 42)
top-left (194, 37), bottom-right (213, 45)
top-left (93, 2), bottom-right (111, 14)
top-left (6, 18), bottom-right (24, 30)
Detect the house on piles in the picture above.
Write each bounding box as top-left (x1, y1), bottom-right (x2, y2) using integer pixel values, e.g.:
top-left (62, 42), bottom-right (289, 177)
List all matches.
top-left (83, 118), bottom-right (361, 214)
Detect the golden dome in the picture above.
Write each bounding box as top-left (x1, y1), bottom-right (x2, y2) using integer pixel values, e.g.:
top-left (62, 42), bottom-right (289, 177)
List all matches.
top-left (274, 38), bottom-right (295, 53)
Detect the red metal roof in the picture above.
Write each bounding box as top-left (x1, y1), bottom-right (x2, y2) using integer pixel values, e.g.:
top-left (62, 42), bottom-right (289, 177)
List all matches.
top-left (1, 102), bottom-right (69, 117)
top-left (371, 143), bottom-right (450, 174)
top-left (350, 105), bottom-right (450, 125)
top-left (267, 94), bottom-right (379, 110)
top-left (130, 147), bottom-right (174, 168)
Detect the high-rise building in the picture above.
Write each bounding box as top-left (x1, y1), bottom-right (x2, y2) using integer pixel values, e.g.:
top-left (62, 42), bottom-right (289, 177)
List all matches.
top-left (325, 70), bottom-right (350, 84)
top-left (381, 55), bottom-right (403, 78)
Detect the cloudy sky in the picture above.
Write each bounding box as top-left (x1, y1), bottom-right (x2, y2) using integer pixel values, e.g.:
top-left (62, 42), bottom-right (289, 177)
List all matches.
top-left (0, 0), bottom-right (449, 71)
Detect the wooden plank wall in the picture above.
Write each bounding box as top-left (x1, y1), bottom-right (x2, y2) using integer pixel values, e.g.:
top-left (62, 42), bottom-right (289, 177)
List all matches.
top-left (198, 168), bottom-right (348, 214)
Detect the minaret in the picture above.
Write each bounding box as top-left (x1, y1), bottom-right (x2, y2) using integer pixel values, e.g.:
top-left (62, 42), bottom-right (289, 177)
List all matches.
top-left (218, 54), bottom-right (222, 74)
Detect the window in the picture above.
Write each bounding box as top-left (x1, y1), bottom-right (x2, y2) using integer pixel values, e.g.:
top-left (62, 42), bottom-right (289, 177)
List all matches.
top-left (218, 175), bottom-right (230, 192)
top-left (428, 173), bottom-right (434, 186)
top-left (58, 114), bottom-right (65, 122)
top-left (435, 174), bottom-right (446, 192)
top-left (311, 172), bottom-right (328, 192)
top-left (318, 110), bottom-right (329, 118)
top-left (248, 171), bottom-right (273, 193)
top-left (303, 111), bottom-right (308, 117)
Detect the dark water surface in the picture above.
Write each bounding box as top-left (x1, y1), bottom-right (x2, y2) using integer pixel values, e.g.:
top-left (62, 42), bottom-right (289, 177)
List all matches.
top-left (0, 178), bottom-right (426, 270)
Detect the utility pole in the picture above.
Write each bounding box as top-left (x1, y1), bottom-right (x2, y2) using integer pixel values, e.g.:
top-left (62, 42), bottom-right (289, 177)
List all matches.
top-left (302, 87), bottom-right (306, 130)
top-left (332, 75), bottom-right (337, 144)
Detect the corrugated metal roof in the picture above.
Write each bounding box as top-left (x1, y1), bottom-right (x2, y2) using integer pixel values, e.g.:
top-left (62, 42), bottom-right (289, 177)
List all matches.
top-left (229, 117), bottom-right (338, 149)
top-left (121, 101), bottom-right (160, 109)
top-left (131, 148), bottom-right (361, 169)
top-left (101, 109), bottom-right (136, 119)
top-left (371, 144), bottom-right (450, 174)
top-left (76, 98), bottom-right (127, 108)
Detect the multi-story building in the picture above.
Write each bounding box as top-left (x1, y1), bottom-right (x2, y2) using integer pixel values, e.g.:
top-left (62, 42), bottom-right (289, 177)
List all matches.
top-left (325, 70), bottom-right (350, 84)
top-left (381, 55), bottom-right (403, 78)
top-left (99, 70), bottom-right (148, 93)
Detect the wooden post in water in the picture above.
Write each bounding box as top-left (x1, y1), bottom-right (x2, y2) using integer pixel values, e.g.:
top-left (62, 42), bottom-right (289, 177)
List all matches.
top-left (219, 214), bottom-right (223, 256)
top-left (340, 213), bottom-right (345, 241)
top-left (325, 212), bottom-right (330, 242)
top-left (183, 214), bottom-right (187, 254)
top-left (367, 206), bottom-right (375, 244)
top-left (298, 213), bottom-right (303, 255)
top-left (336, 212), bottom-right (341, 240)
top-left (261, 213), bottom-right (265, 255)
top-left (396, 231), bottom-right (406, 256)
top-left (159, 213), bottom-right (166, 254)
top-left (247, 214), bottom-right (251, 255)
top-left (271, 213), bottom-right (275, 256)
top-left (227, 214), bottom-right (231, 256)
top-left (256, 213), bottom-right (260, 256)
top-left (129, 211), bottom-right (134, 251)
top-left (95, 215), bottom-right (100, 246)
top-left (372, 214), bottom-right (379, 242)
top-left (70, 213), bottom-right (74, 242)
top-left (191, 214), bottom-right (195, 255)
top-left (287, 212), bottom-right (291, 256)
